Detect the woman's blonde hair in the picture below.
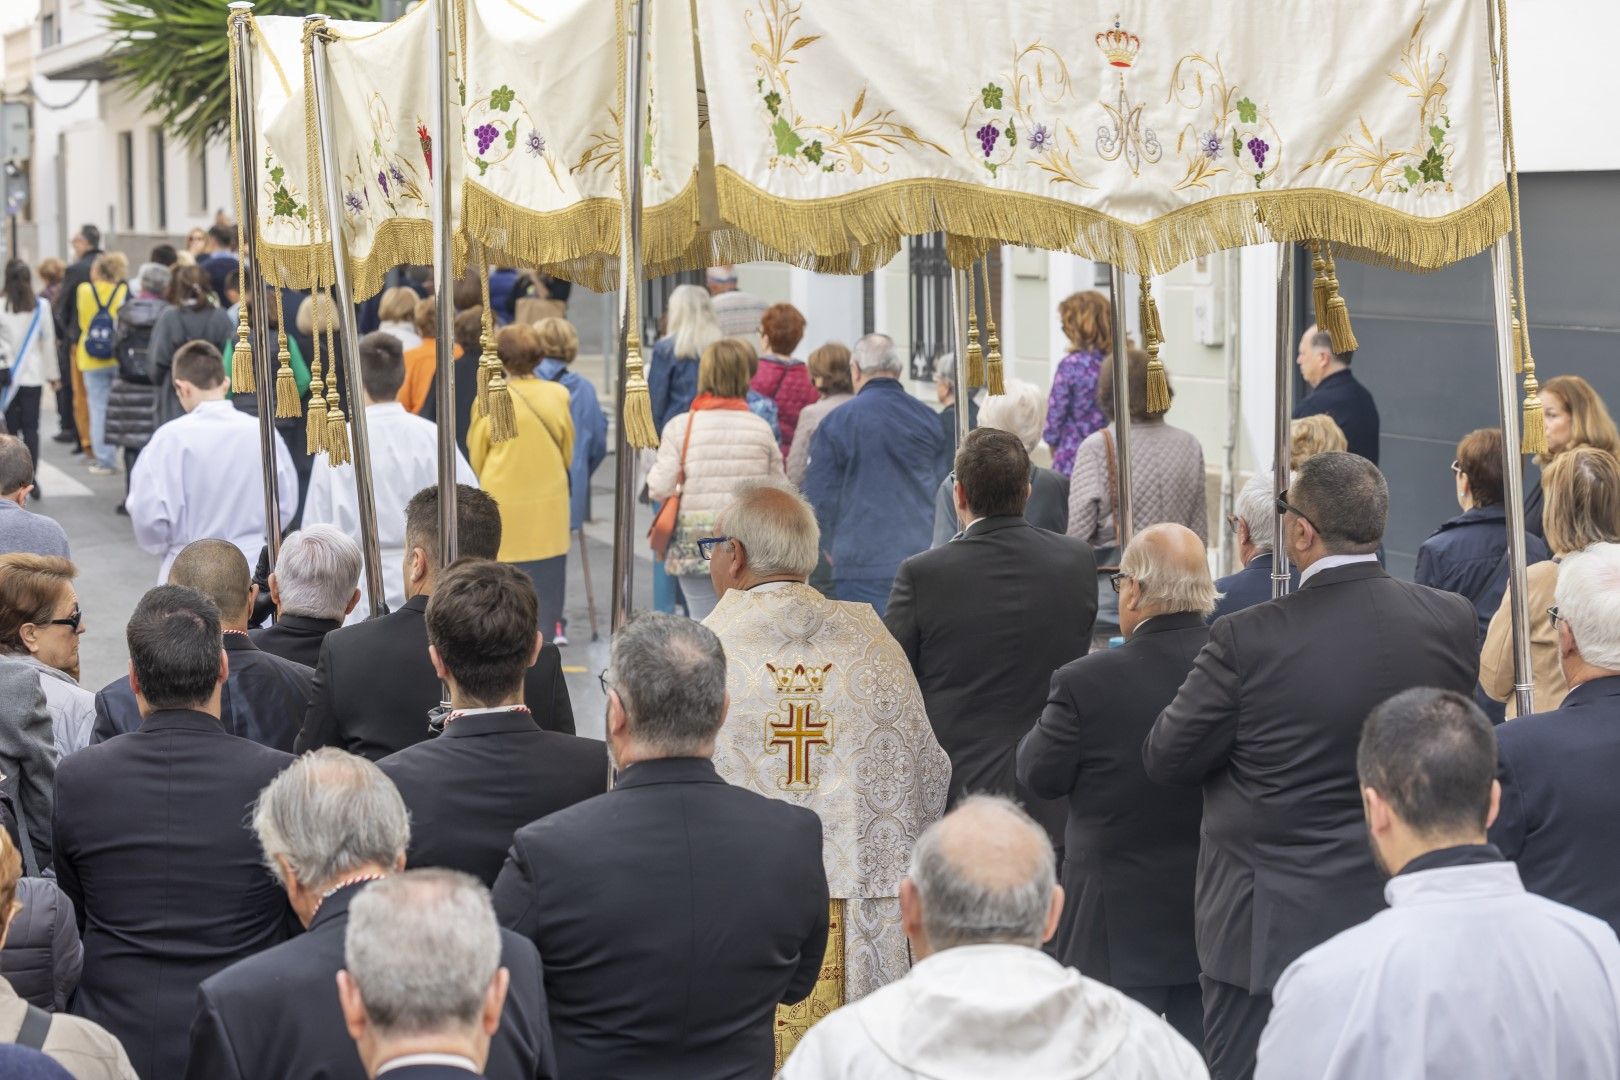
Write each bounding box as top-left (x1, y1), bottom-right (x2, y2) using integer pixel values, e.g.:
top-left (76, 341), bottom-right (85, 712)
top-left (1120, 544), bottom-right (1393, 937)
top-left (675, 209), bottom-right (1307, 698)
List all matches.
top-left (1540, 375), bottom-right (1620, 466)
top-left (1290, 415), bottom-right (1348, 469)
top-left (534, 317), bottom-right (578, 364)
top-left (667, 283), bottom-right (721, 362)
top-left (496, 324), bottom-right (544, 377)
top-left (93, 251), bottom-right (129, 285)
top-left (1058, 291), bottom-right (1111, 354)
top-left (698, 337), bottom-right (755, 398)
top-left (1542, 446), bottom-right (1620, 557)
top-left (297, 293), bottom-right (338, 336)
top-left (378, 286), bottom-right (418, 324)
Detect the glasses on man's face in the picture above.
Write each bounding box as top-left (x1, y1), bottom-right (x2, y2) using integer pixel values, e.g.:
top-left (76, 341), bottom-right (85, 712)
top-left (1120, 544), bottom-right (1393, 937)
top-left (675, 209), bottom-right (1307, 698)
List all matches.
top-left (697, 536), bottom-right (731, 561)
top-left (44, 607), bottom-right (82, 634)
top-left (1109, 572), bottom-right (1131, 594)
top-left (1274, 490), bottom-right (1320, 534)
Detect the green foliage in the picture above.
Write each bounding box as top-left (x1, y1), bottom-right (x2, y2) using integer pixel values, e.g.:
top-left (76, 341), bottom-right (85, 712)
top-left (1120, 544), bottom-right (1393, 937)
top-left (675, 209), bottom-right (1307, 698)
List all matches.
top-left (1235, 97), bottom-right (1258, 124)
top-left (103, 0), bottom-right (381, 148)
top-left (772, 116), bottom-right (802, 158)
top-left (980, 83), bottom-right (1003, 110)
top-left (1417, 146), bottom-right (1445, 183)
top-left (490, 84), bottom-right (515, 112)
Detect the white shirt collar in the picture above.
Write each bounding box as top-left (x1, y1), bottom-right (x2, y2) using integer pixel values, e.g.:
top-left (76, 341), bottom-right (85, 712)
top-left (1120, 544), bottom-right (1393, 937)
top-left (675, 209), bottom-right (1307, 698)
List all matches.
top-left (367, 401), bottom-right (408, 417)
top-left (1297, 552), bottom-right (1380, 586)
top-left (192, 398), bottom-right (236, 416)
top-left (377, 1052), bottom-right (480, 1075)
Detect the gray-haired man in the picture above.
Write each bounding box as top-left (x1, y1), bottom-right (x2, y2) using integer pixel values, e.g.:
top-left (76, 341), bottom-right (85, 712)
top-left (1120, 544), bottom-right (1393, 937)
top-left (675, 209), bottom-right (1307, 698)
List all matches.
top-left (250, 524), bottom-right (363, 668)
top-left (1209, 473), bottom-right (1296, 622)
top-left (185, 749), bottom-right (557, 1080)
top-left (781, 795), bottom-right (1207, 1078)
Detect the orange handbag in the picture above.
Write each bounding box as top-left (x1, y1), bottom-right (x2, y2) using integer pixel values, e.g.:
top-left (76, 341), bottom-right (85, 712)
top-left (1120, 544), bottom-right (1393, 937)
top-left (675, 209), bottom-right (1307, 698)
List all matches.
top-left (648, 412), bottom-right (695, 560)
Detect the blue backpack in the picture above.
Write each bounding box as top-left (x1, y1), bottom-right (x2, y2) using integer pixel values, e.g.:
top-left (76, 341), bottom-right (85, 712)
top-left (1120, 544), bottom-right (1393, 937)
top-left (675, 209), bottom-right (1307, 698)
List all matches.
top-left (82, 281), bottom-right (126, 361)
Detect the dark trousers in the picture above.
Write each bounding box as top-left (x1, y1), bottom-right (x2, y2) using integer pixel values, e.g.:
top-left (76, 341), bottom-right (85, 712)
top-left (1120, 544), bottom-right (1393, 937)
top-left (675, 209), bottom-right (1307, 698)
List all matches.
top-left (1200, 975), bottom-right (1272, 1080)
top-left (55, 349), bottom-right (75, 437)
top-left (1122, 981), bottom-right (1204, 1050)
top-left (4, 387), bottom-right (41, 469)
top-left (122, 447), bottom-right (141, 497)
top-left (516, 555), bottom-right (567, 636)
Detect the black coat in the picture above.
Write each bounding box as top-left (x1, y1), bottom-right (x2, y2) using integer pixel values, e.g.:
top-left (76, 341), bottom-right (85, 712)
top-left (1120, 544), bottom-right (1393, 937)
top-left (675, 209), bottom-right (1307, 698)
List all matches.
top-left (296, 595), bottom-right (574, 761)
top-left (1491, 675), bottom-right (1620, 935)
top-left (54, 709), bottom-right (295, 1080)
top-left (248, 614), bottom-right (342, 670)
top-left (0, 877), bottom-right (82, 1011)
top-left (1416, 505), bottom-right (1551, 639)
top-left (885, 515), bottom-right (1098, 845)
top-left (378, 708), bottom-right (607, 888)
top-left (1209, 552), bottom-right (1297, 624)
top-left (417, 352), bottom-right (479, 460)
top-left (93, 634), bottom-right (313, 752)
top-left (1292, 368), bottom-right (1381, 464)
top-left (492, 757), bottom-right (828, 1080)
top-left (52, 251), bottom-right (98, 361)
top-left (1143, 562), bottom-right (1478, 992)
top-left (1016, 611), bottom-right (1207, 989)
top-left (186, 880), bottom-right (558, 1080)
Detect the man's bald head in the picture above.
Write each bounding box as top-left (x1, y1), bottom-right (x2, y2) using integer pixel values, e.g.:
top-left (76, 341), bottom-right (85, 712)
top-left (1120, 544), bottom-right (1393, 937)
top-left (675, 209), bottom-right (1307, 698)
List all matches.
top-left (904, 795), bottom-right (1058, 956)
top-left (1119, 522), bottom-right (1218, 618)
top-left (168, 540), bottom-right (254, 629)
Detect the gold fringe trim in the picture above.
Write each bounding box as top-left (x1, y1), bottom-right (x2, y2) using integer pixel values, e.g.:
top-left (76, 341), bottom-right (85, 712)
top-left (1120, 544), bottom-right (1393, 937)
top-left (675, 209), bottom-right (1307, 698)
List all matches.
top-left (255, 218), bottom-right (434, 299)
top-left (715, 167), bottom-right (1510, 276)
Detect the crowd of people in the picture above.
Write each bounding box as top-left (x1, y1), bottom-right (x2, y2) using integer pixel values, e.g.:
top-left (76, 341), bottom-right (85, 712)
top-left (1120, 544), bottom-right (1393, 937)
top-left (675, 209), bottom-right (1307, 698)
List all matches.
top-left (0, 240), bottom-right (1617, 1079)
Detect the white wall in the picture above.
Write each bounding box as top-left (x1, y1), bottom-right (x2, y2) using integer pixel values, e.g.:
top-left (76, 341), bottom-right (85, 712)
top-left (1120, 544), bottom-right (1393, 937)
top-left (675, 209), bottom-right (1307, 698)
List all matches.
top-left (1506, 0), bottom-right (1618, 172)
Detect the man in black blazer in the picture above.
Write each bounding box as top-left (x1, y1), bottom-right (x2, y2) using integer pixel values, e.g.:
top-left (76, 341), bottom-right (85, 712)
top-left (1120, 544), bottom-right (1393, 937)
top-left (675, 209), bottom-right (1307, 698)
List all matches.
top-left (493, 613), bottom-right (828, 1080)
top-left (187, 750), bottom-right (557, 1080)
top-left (297, 485), bottom-right (574, 761)
top-left (1209, 475), bottom-right (1296, 622)
top-left (55, 585), bottom-right (295, 1080)
top-left (1017, 523), bottom-right (1212, 1045)
top-left (885, 428), bottom-right (1097, 848)
top-left (1144, 453), bottom-right (1478, 1080)
top-left (1292, 325), bottom-right (1380, 463)
top-left (250, 523), bottom-right (362, 668)
top-left (1491, 542), bottom-right (1620, 934)
top-left (379, 561), bottom-right (606, 887)
top-left (94, 540), bottom-right (313, 751)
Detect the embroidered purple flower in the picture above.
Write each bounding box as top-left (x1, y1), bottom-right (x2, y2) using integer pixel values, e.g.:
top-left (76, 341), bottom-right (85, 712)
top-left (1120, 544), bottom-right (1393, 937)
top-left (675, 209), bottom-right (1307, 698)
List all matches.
top-left (1027, 124), bottom-right (1052, 151)
top-left (343, 191), bottom-right (364, 216)
top-left (474, 123), bottom-right (499, 157)
top-left (524, 129), bottom-right (545, 158)
top-left (376, 170), bottom-right (389, 196)
top-left (975, 123), bottom-right (1000, 158)
top-left (1199, 130), bottom-right (1221, 159)
top-left (389, 163), bottom-right (405, 186)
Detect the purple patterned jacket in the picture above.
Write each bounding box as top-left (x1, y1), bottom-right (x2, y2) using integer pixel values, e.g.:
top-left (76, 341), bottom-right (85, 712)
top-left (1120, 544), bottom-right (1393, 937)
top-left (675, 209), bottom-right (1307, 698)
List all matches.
top-left (1045, 348), bottom-right (1109, 477)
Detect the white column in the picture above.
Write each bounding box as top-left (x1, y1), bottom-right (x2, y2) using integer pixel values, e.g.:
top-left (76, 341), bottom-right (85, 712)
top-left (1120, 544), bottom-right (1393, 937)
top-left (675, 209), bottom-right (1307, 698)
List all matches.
top-left (1239, 244), bottom-right (1280, 474)
top-left (1046, 253), bottom-right (1097, 371)
top-left (787, 268), bottom-right (863, 359)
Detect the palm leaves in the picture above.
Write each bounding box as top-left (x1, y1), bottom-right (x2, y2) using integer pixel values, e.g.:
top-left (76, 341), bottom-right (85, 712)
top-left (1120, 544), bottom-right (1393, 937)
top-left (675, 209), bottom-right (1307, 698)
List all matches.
top-left (102, 0), bottom-right (380, 149)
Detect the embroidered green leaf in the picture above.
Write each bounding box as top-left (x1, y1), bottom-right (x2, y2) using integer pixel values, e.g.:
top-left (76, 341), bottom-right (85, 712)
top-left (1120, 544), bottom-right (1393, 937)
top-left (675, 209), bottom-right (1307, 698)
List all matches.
top-left (1403, 164), bottom-right (1422, 187)
top-left (1429, 124), bottom-right (1446, 147)
top-left (296, 206), bottom-right (307, 219)
top-left (772, 116), bottom-right (803, 158)
top-left (980, 83), bottom-right (1004, 110)
top-left (764, 90), bottom-right (782, 116)
top-left (1236, 97), bottom-right (1258, 124)
top-left (644, 129), bottom-right (654, 161)
top-left (505, 128), bottom-right (518, 149)
top-left (985, 161), bottom-right (998, 177)
top-left (1231, 129), bottom-right (1242, 158)
top-left (803, 140), bottom-right (825, 164)
top-left (1254, 170), bottom-right (1266, 188)
top-left (457, 79), bottom-right (466, 106)
top-left (371, 138), bottom-right (381, 157)
top-left (1005, 120), bottom-right (1017, 147)
top-left (272, 189), bottom-right (298, 217)
top-left (1418, 146), bottom-right (1445, 183)
top-left (490, 85), bottom-right (515, 112)
top-left (476, 158), bottom-right (489, 176)
top-left (269, 165), bottom-right (285, 186)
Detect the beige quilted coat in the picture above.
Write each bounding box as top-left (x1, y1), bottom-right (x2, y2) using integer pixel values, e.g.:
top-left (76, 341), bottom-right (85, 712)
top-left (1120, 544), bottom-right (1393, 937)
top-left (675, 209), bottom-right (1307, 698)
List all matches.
top-left (647, 407), bottom-right (785, 516)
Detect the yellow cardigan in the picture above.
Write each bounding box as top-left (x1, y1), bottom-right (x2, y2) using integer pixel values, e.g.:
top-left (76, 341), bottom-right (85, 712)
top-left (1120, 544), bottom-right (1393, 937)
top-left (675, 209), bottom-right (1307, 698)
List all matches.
top-left (469, 376), bottom-right (575, 563)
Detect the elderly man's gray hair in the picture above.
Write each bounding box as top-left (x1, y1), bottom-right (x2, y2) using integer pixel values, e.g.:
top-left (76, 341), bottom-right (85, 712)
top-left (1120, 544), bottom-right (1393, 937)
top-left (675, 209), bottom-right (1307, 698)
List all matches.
top-left (1556, 542), bottom-right (1620, 670)
top-left (1234, 473), bottom-right (1278, 554)
top-left (137, 262), bottom-right (171, 298)
top-left (909, 794), bottom-right (1055, 951)
top-left (609, 612), bottom-right (728, 755)
top-left (852, 333), bottom-right (902, 376)
top-left (1120, 527), bottom-right (1219, 617)
top-left (275, 525), bottom-right (363, 620)
top-left (715, 480), bottom-right (819, 578)
top-left (344, 869), bottom-right (501, 1037)
top-left (252, 748), bottom-right (409, 891)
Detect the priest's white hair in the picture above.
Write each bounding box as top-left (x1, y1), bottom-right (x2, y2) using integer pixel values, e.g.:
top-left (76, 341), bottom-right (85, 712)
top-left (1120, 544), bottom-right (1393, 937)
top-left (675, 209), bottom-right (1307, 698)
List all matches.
top-left (715, 480), bottom-right (819, 578)
top-left (1557, 542), bottom-right (1620, 670)
top-left (274, 524), bottom-right (362, 621)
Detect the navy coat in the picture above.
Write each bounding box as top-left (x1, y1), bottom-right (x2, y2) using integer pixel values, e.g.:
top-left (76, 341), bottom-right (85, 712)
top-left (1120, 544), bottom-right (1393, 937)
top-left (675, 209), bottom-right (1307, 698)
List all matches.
top-left (1415, 504), bottom-right (1550, 639)
top-left (1209, 552), bottom-right (1297, 623)
top-left (1293, 368), bottom-right (1381, 464)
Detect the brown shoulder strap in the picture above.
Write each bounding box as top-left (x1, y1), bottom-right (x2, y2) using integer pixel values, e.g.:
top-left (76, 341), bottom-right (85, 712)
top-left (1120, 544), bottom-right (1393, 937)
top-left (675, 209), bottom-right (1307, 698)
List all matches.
top-left (676, 410), bottom-right (696, 486)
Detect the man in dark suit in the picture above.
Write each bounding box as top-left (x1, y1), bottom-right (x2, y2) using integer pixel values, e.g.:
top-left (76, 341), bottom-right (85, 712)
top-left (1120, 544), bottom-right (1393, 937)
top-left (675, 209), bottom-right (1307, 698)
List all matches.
top-left (51, 224), bottom-right (101, 449)
top-left (1292, 325), bottom-right (1379, 464)
top-left (379, 561), bottom-right (606, 887)
top-left (1017, 523), bottom-right (1212, 1046)
top-left (493, 613), bottom-right (828, 1079)
top-left (1210, 474), bottom-right (1297, 622)
top-left (1491, 542), bottom-right (1620, 934)
top-left (1144, 452), bottom-right (1478, 1080)
top-left (886, 427), bottom-right (1098, 848)
top-left (297, 485), bottom-right (574, 760)
top-left (94, 540), bottom-right (313, 750)
top-left (187, 750), bottom-right (557, 1080)
top-left (250, 524), bottom-right (362, 667)
top-left (54, 585), bottom-right (295, 1080)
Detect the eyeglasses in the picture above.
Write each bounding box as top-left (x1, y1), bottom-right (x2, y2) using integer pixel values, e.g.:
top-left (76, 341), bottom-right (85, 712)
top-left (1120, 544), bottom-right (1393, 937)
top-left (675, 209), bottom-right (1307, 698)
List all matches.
top-left (696, 536), bottom-right (731, 561)
top-left (1450, 460), bottom-right (1463, 475)
top-left (1548, 606), bottom-right (1564, 629)
top-left (43, 608), bottom-right (82, 633)
top-left (1274, 489), bottom-right (1320, 533)
top-left (1109, 572), bottom-right (1130, 593)
top-left (597, 669), bottom-right (613, 696)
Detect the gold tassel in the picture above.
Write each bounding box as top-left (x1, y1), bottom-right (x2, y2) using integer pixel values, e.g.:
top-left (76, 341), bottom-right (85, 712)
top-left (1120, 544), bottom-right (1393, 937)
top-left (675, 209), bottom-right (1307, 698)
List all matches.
top-left (621, 333), bottom-right (658, 449)
top-left (1144, 342), bottom-right (1172, 416)
top-left (325, 394), bottom-right (351, 466)
top-left (486, 369), bottom-right (519, 444)
top-left (1521, 361), bottom-right (1547, 456)
top-left (305, 368), bottom-right (327, 455)
top-left (1311, 241), bottom-right (1332, 336)
top-left (231, 308), bottom-right (256, 395)
top-left (273, 331), bottom-right (299, 419)
top-left (978, 259), bottom-right (1003, 395)
top-left (963, 267), bottom-right (984, 389)
top-left (1509, 298), bottom-right (1525, 374)
top-left (1318, 246), bottom-right (1359, 354)
top-left (477, 324), bottom-right (497, 411)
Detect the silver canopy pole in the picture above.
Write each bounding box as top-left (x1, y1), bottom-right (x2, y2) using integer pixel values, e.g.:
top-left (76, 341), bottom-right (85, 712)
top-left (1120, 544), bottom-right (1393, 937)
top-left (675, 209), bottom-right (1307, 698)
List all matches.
top-left (1107, 266), bottom-right (1133, 545)
top-left (610, 0), bottom-right (651, 632)
top-left (1491, 238), bottom-right (1535, 717)
top-left (1271, 242), bottom-right (1296, 598)
top-left (308, 16), bottom-right (387, 617)
top-left (429, 0), bottom-right (458, 564)
top-left (229, 3), bottom-right (283, 568)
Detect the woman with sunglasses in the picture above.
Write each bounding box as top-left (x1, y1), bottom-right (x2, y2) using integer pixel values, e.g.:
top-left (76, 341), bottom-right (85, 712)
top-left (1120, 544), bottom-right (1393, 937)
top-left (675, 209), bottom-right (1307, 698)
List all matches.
top-left (0, 554), bottom-right (92, 759)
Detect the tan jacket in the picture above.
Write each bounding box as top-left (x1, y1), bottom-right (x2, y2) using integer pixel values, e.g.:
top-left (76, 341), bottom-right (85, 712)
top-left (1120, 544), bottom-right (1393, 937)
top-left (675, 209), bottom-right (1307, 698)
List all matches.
top-left (0, 978), bottom-right (137, 1080)
top-left (1480, 558), bottom-right (1566, 719)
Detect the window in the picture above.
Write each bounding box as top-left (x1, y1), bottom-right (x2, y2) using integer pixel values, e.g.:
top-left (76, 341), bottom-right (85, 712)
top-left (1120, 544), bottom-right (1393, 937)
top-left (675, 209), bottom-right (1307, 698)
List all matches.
top-left (150, 129), bottom-right (167, 231)
top-left (117, 131), bottom-right (134, 230)
top-left (40, 14), bottom-right (57, 49)
top-left (906, 234), bottom-right (951, 382)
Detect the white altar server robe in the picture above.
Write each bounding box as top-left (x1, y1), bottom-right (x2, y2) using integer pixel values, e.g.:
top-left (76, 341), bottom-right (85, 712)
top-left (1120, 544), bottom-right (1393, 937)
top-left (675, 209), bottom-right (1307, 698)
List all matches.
top-left (303, 402), bottom-right (476, 619)
top-left (127, 399), bottom-right (297, 583)
top-left (1258, 859), bottom-right (1620, 1080)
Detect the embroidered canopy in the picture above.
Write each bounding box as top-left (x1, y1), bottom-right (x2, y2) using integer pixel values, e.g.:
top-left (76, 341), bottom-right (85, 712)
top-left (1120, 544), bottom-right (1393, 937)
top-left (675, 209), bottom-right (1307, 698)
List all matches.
top-left (242, 0), bottom-right (1509, 297)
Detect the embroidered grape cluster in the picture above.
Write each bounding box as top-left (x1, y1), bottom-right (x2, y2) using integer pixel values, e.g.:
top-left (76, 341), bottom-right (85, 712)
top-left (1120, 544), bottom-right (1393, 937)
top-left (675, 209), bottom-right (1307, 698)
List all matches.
top-left (1247, 136), bottom-right (1269, 169)
top-left (474, 123), bottom-right (499, 156)
top-left (976, 123), bottom-right (1000, 158)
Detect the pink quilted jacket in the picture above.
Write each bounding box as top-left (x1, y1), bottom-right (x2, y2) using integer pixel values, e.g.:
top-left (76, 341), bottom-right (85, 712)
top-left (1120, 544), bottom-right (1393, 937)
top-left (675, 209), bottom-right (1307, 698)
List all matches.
top-left (647, 407), bottom-right (785, 516)
top-left (751, 356), bottom-right (818, 455)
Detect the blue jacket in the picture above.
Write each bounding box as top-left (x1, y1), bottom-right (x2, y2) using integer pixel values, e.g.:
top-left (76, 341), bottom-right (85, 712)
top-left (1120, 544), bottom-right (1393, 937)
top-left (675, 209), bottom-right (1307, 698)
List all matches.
top-left (647, 337), bottom-right (697, 436)
top-left (1210, 551), bottom-right (1298, 623)
top-left (540, 358), bottom-right (609, 530)
top-left (801, 377), bottom-right (950, 583)
top-left (1293, 368), bottom-right (1381, 464)
top-left (1415, 504), bottom-right (1550, 639)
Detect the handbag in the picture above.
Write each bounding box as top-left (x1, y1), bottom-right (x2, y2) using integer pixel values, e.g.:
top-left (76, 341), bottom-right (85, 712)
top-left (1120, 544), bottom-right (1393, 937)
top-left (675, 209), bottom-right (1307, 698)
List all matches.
top-left (648, 411), bottom-right (695, 560)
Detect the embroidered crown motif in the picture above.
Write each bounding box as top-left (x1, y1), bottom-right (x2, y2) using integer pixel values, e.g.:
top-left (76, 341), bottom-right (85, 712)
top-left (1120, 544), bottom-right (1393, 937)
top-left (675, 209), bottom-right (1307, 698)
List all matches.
top-left (766, 662), bottom-right (832, 695)
top-left (1096, 17), bottom-right (1141, 69)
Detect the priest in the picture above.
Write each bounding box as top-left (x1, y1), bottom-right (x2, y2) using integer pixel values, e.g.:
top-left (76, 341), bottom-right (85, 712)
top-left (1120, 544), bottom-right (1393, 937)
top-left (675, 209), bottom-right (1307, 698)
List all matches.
top-left (303, 331), bottom-right (476, 619)
top-left (703, 480), bottom-right (951, 1066)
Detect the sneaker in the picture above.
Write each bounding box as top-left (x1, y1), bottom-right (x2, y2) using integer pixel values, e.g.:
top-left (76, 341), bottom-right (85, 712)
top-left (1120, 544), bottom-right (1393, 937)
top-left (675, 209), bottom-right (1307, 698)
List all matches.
top-left (87, 463), bottom-right (117, 477)
top-left (553, 621), bottom-right (569, 647)
top-left (51, 432), bottom-right (76, 445)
